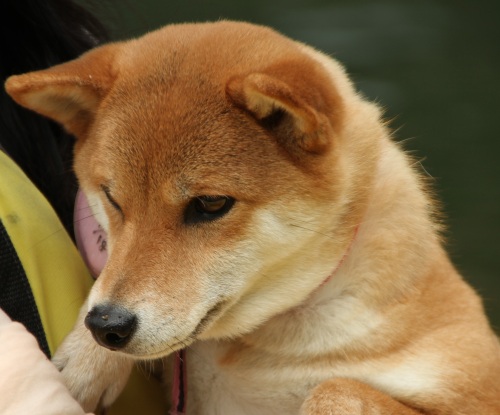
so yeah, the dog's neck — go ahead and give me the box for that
[235,139,442,359]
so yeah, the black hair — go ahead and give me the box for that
[0,0,109,236]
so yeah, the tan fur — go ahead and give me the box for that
[5,21,500,415]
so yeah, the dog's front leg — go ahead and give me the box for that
[52,304,134,412]
[300,378,424,415]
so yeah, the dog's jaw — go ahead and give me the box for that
[199,206,358,341]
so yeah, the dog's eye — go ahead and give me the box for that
[101,185,123,214]
[184,195,235,224]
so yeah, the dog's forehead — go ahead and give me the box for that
[91,80,282,198]
[92,21,306,173]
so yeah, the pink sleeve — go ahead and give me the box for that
[0,309,94,415]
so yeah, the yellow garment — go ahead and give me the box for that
[0,151,166,414]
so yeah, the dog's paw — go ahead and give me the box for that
[300,378,352,415]
[300,378,422,415]
[52,323,134,412]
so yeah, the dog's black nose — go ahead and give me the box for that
[85,304,137,350]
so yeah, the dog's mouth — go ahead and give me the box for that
[192,299,230,337]
[127,298,231,359]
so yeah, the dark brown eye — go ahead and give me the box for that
[184,195,235,225]
[195,196,228,213]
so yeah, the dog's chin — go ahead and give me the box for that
[123,337,195,360]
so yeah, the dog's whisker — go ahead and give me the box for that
[140,359,154,381]
[287,223,342,242]
[74,202,99,212]
[73,212,100,224]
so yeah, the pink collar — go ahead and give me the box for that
[171,350,187,415]
[319,225,359,288]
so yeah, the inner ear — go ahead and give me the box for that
[226,71,336,154]
[258,105,307,153]
[260,107,287,130]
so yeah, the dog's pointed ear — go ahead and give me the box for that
[226,66,343,154]
[5,44,117,137]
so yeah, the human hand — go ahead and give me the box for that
[0,308,90,415]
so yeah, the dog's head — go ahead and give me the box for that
[6,21,382,358]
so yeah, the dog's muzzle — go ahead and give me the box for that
[85,304,137,350]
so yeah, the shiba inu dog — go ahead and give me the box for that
[6,21,500,415]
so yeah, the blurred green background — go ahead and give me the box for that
[94,0,500,331]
